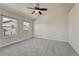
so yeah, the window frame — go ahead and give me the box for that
[2,15,18,37]
[22,20,31,31]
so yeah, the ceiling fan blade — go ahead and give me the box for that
[27,7,35,10]
[39,11,42,15]
[40,8,47,11]
[32,11,35,14]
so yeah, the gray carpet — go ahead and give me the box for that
[0,38,78,56]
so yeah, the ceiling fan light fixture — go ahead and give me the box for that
[27,3,47,15]
[36,10,39,13]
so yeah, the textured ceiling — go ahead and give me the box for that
[0,3,75,20]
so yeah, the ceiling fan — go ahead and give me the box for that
[27,3,47,15]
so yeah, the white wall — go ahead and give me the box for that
[34,7,68,42]
[69,4,79,53]
[0,7,33,47]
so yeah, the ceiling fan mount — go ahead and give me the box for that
[27,3,47,15]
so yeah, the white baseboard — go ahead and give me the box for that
[34,34,68,43]
[0,35,32,48]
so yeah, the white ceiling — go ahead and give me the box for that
[0,3,75,20]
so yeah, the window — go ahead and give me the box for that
[23,21,31,31]
[2,17,17,36]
